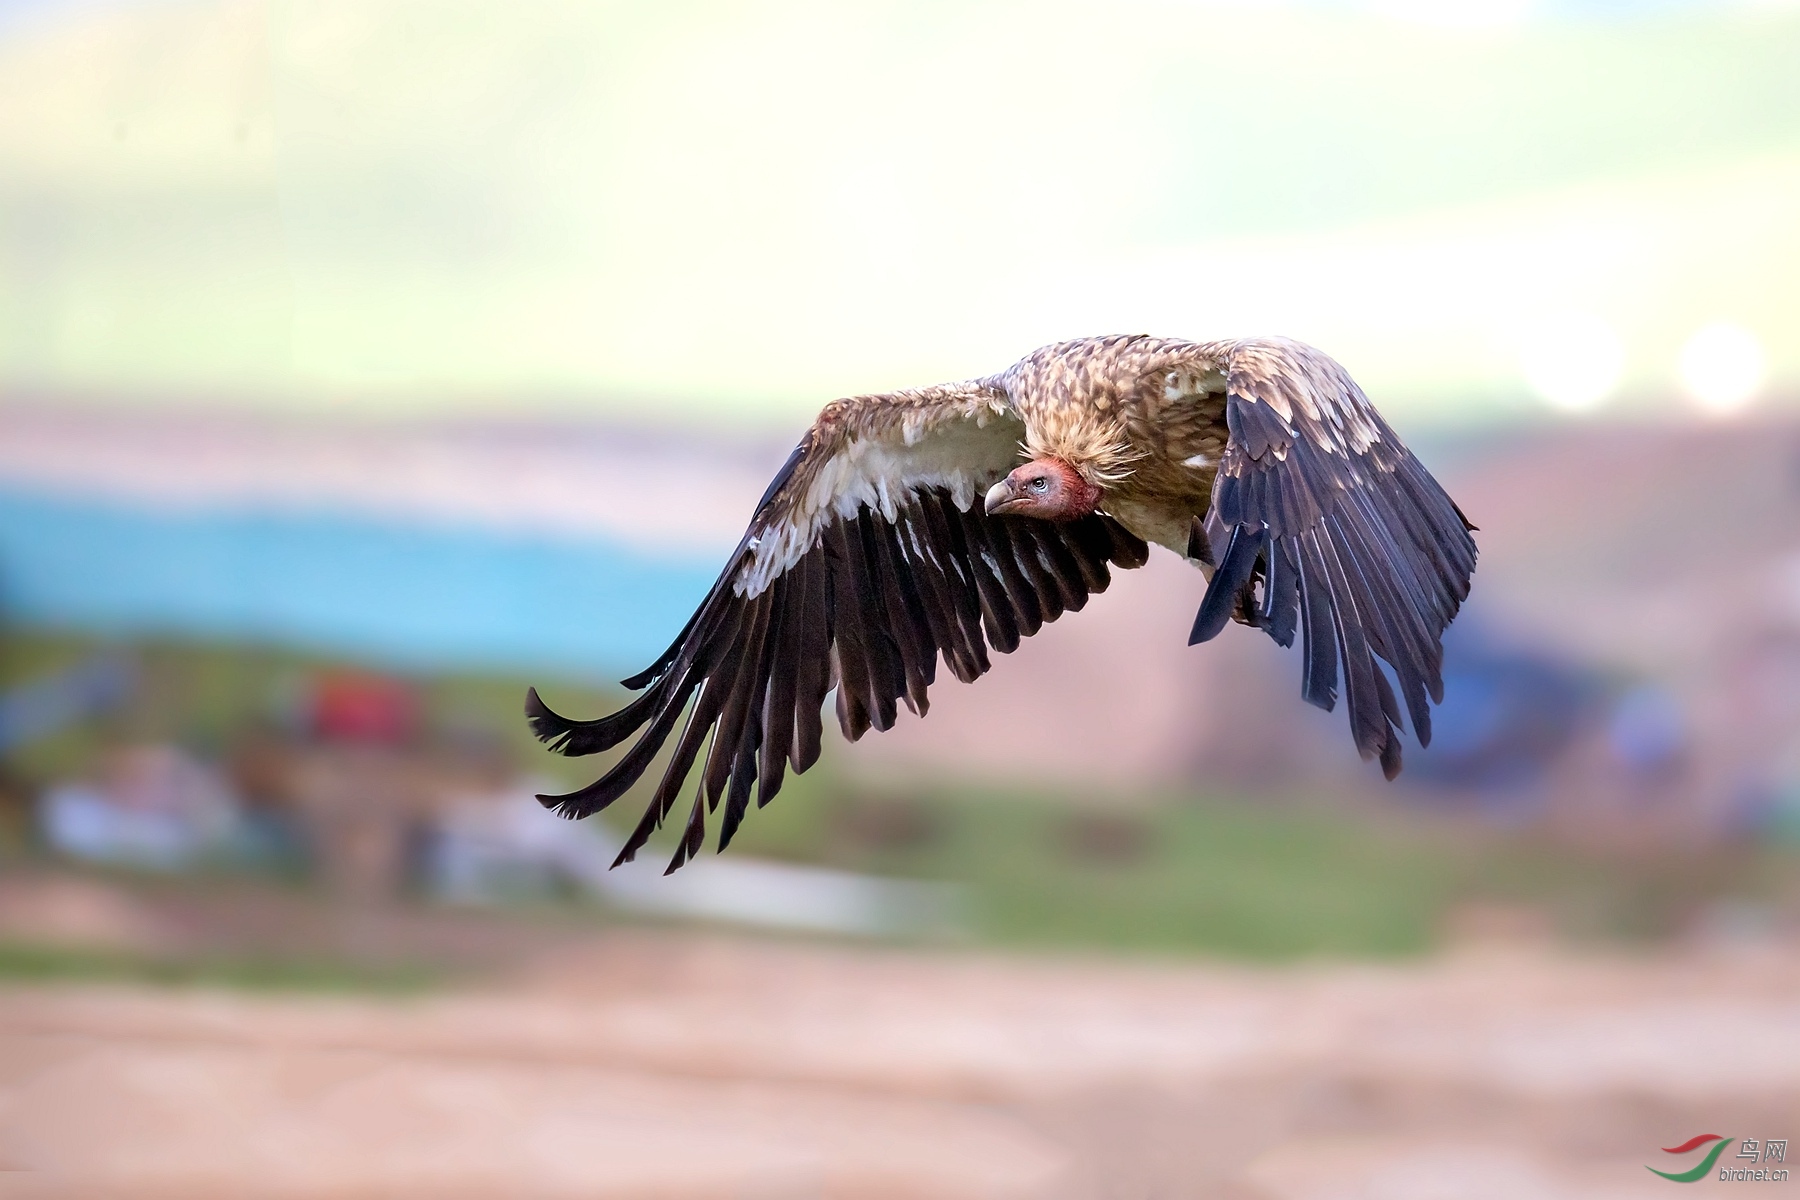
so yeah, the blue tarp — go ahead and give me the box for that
[0,487,719,681]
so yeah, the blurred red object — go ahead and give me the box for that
[309,672,418,744]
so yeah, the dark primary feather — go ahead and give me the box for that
[1189,342,1477,780]
[528,476,1148,874]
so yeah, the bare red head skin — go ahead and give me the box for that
[983,457,1101,521]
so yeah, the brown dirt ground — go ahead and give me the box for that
[2,875,1799,1198]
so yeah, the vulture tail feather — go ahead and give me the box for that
[1186,516,1213,567]
[1190,525,1266,644]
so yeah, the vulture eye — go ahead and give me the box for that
[1028,476,1050,494]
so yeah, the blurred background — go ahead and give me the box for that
[2,0,1799,1196]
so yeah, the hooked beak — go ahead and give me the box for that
[984,478,1017,516]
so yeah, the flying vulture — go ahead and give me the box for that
[527,336,1478,872]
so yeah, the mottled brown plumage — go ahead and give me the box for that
[527,335,1477,872]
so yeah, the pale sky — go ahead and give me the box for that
[0,0,1795,427]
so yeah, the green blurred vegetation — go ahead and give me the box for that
[0,939,438,992]
[7,630,1798,973]
[722,780,1795,959]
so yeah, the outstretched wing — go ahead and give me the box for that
[1186,338,1477,778]
[527,381,1149,872]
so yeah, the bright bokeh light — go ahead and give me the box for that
[1679,322,1767,417]
[1519,312,1625,414]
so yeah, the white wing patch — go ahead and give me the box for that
[734,408,1025,599]
[1318,390,1383,456]
[1165,366,1226,402]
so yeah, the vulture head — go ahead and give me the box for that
[984,457,1101,521]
